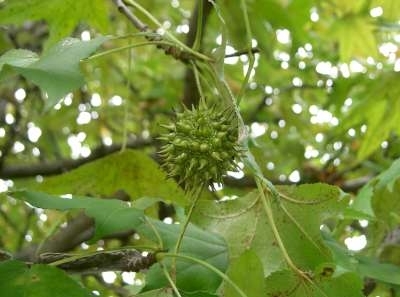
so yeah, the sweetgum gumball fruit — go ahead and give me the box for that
[159,105,242,193]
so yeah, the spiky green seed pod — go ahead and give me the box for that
[159,104,243,193]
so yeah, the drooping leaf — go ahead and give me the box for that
[138,219,229,296]
[192,183,349,276]
[0,0,110,47]
[10,190,144,240]
[32,149,187,207]
[224,249,265,297]
[0,36,109,109]
[264,269,364,297]
[0,260,92,297]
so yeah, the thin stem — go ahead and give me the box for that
[237,0,255,104]
[85,41,176,61]
[256,179,311,280]
[125,0,212,62]
[174,187,202,254]
[190,61,204,100]
[145,217,164,250]
[160,252,248,297]
[161,263,183,297]
[121,42,132,151]
[192,0,204,51]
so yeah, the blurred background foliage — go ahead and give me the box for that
[0,0,400,296]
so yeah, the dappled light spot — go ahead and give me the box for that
[76,111,91,125]
[276,29,291,44]
[333,141,343,151]
[5,113,15,124]
[310,7,319,22]
[102,271,117,284]
[80,30,91,41]
[219,195,239,202]
[81,242,89,249]
[291,103,302,114]
[304,145,319,159]
[347,128,356,137]
[270,130,278,139]
[266,162,275,170]
[27,124,42,143]
[12,141,25,153]
[315,133,324,143]
[109,95,123,106]
[370,6,383,18]
[60,194,72,199]
[250,122,267,138]
[227,170,244,179]
[14,88,26,102]
[90,93,102,107]
[122,272,136,285]
[288,170,300,183]
[163,217,173,224]
[345,235,367,251]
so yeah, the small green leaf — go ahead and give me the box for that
[0,260,92,297]
[224,250,265,297]
[0,36,109,109]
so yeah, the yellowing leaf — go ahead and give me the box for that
[33,149,187,207]
[371,0,400,21]
[331,17,378,61]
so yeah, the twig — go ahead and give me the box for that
[113,0,148,31]
[224,47,260,58]
[40,249,156,273]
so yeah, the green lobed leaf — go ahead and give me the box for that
[0,36,109,109]
[224,249,265,297]
[330,16,378,61]
[264,269,364,297]
[0,260,92,297]
[371,0,400,21]
[32,149,187,207]
[352,157,400,218]
[192,183,349,276]
[0,0,110,48]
